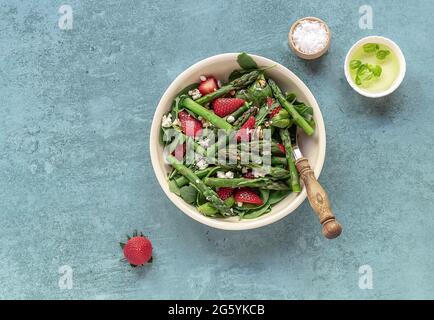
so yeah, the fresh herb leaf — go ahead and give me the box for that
[169,179,181,196]
[363,43,379,53]
[376,49,390,60]
[179,185,198,204]
[358,64,373,81]
[355,75,362,85]
[159,127,165,146]
[270,109,291,128]
[371,65,382,77]
[197,202,218,216]
[268,190,290,205]
[245,73,272,105]
[294,104,313,117]
[285,92,297,103]
[237,52,258,70]
[350,59,362,70]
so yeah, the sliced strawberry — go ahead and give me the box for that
[198,76,218,95]
[266,97,274,107]
[241,116,256,129]
[217,187,233,200]
[212,98,245,117]
[234,188,263,205]
[277,143,286,154]
[269,106,282,118]
[236,116,256,141]
[178,111,202,137]
[171,143,185,161]
[243,171,255,179]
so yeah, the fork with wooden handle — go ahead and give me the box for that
[292,144,343,239]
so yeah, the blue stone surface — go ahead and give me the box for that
[0,0,433,299]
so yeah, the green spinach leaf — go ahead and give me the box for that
[179,185,198,204]
[169,179,181,196]
[237,52,258,70]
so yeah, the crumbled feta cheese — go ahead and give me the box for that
[252,167,268,178]
[161,114,173,128]
[226,115,235,123]
[188,88,202,100]
[237,202,243,207]
[172,118,181,127]
[198,137,211,148]
[217,171,226,179]
[200,75,207,82]
[202,121,213,129]
[241,167,248,174]
[197,116,203,121]
[195,154,208,170]
[216,171,233,179]
[196,158,208,170]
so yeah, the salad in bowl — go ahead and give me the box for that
[150,53,326,230]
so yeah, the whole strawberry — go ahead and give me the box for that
[120,230,153,267]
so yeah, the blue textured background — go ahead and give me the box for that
[1,0,433,299]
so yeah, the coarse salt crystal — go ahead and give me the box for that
[292,20,328,55]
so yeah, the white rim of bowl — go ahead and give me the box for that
[149,53,326,230]
[344,36,406,98]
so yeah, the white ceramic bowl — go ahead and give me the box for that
[150,53,326,230]
[344,36,406,98]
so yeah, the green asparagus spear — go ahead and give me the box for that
[166,155,233,216]
[203,177,290,190]
[181,97,233,130]
[198,197,235,216]
[279,129,301,192]
[174,167,215,187]
[172,129,207,155]
[247,165,291,179]
[237,141,285,155]
[195,70,261,105]
[225,102,250,123]
[268,79,314,136]
[271,156,287,166]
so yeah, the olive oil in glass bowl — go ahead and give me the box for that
[344,36,406,98]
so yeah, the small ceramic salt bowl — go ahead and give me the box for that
[289,17,331,60]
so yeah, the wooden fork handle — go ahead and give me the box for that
[295,158,342,239]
